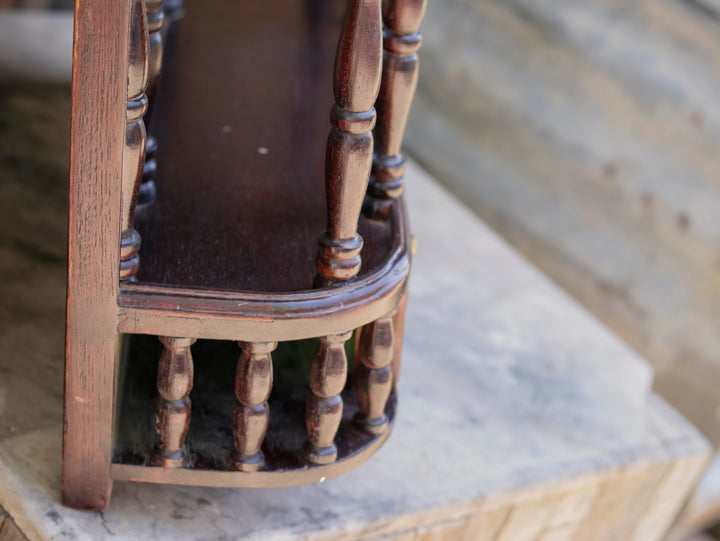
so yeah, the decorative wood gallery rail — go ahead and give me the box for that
[316,0,382,286]
[137,0,164,206]
[64,0,425,509]
[369,0,426,217]
[119,0,149,282]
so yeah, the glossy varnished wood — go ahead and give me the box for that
[317,0,383,285]
[117,200,409,342]
[367,0,426,217]
[153,336,195,467]
[354,313,395,434]
[119,0,149,281]
[111,413,394,488]
[305,332,352,464]
[112,335,397,486]
[66,0,415,509]
[136,0,391,292]
[137,0,164,207]
[233,342,276,472]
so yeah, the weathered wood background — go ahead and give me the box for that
[406,0,720,450]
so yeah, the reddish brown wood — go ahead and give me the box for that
[146,0,164,90]
[392,290,409,390]
[65,0,415,509]
[306,331,352,464]
[355,314,395,434]
[63,0,129,510]
[233,341,276,472]
[111,421,395,487]
[366,0,426,218]
[135,0,371,293]
[317,0,383,285]
[119,0,150,282]
[138,0,164,207]
[153,336,195,467]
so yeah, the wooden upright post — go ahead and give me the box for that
[366,0,426,217]
[63,0,132,509]
[316,0,383,286]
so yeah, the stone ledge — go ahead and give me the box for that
[0,160,709,540]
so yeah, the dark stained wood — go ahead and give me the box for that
[111,413,395,488]
[137,0,165,208]
[153,336,195,467]
[145,0,164,100]
[65,0,415,509]
[317,0,383,285]
[366,0,426,218]
[305,331,352,464]
[119,0,150,282]
[392,290,409,390]
[139,135,158,206]
[233,341,276,472]
[135,0,395,292]
[354,313,394,434]
[63,0,130,510]
[112,335,396,486]
[117,201,408,343]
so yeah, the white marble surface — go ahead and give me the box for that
[0,162,707,540]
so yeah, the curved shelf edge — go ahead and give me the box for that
[110,413,395,489]
[117,200,411,342]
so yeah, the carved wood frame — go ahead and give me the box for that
[64,0,423,509]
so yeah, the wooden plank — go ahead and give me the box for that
[62,0,129,509]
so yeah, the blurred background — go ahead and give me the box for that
[3,0,720,538]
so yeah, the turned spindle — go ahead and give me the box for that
[305,332,352,464]
[355,314,395,434]
[138,0,164,207]
[365,0,426,218]
[392,291,408,390]
[233,342,276,472]
[154,337,196,467]
[120,0,150,281]
[316,0,383,285]
[165,0,184,21]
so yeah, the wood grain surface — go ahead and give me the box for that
[62,0,129,509]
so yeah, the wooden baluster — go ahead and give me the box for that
[233,341,276,472]
[305,331,352,464]
[316,0,383,285]
[392,290,408,390]
[120,0,150,281]
[355,314,395,434]
[365,0,426,218]
[154,337,195,467]
[138,0,164,207]
[138,136,158,206]
[145,0,164,91]
[165,0,184,22]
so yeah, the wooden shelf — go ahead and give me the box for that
[135,0,393,293]
[64,0,418,508]
[112,335,395,486]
